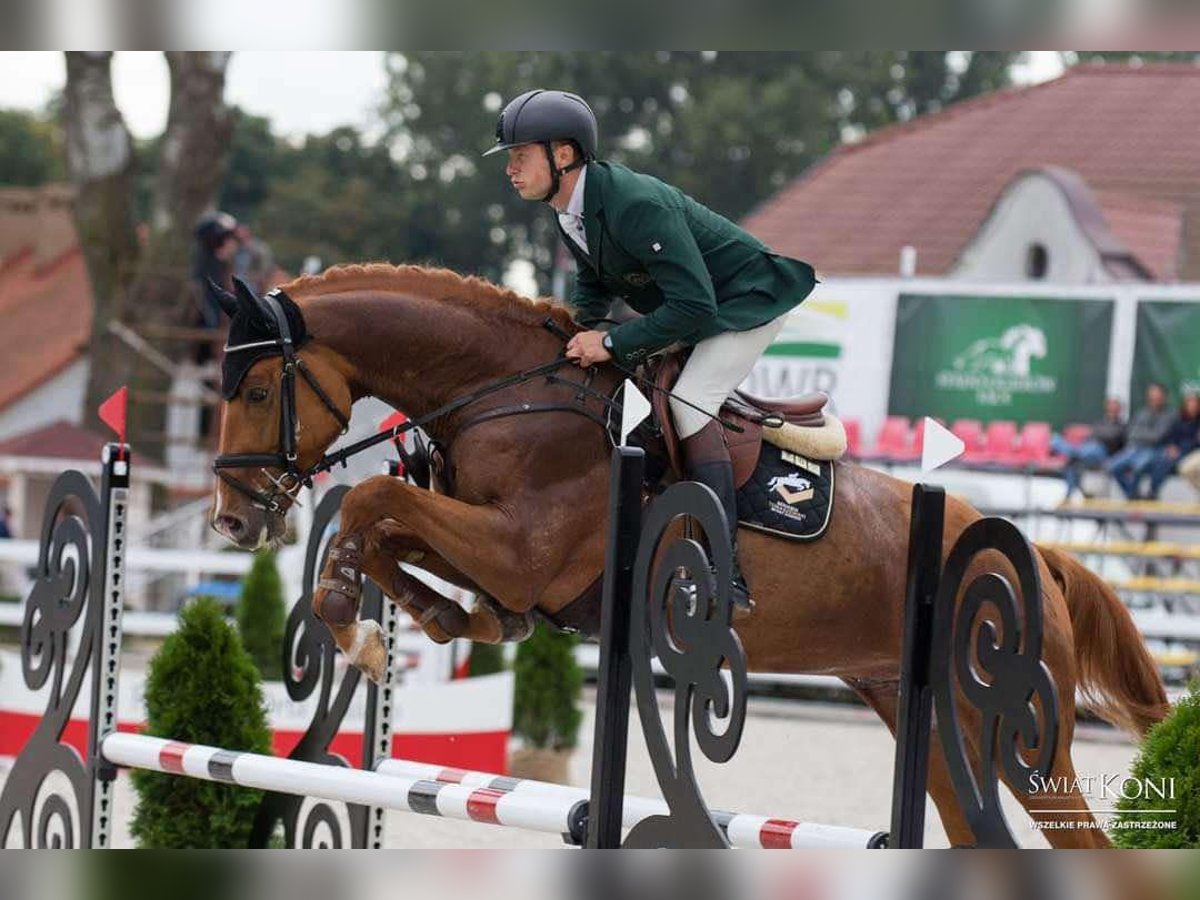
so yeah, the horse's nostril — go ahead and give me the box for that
[216,514,245,538]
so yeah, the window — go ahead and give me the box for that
[1026,243,1049,279]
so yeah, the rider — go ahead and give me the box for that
[483,89,817,607]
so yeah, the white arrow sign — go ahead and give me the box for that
[620,380,652,447]
[920,417,965,473]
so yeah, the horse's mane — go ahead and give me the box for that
[281,263,579,333]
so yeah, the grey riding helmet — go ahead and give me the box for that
[483,89,598,200]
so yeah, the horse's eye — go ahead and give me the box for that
[246,386,269,404]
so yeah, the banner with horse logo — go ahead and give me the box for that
[887,293,1114,427]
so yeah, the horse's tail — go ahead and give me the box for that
[1037,544,1170,738]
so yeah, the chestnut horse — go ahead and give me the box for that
[209,264,1168,848]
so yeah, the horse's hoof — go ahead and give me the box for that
[732,597,755,622]
[434,601,469,638]
[351,620,389,685]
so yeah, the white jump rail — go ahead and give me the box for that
[375,758,884,849]
[101,733,883,848]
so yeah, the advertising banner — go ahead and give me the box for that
[1131,299,1200,404]
[742,281,898,440]
[888,293,1113,427]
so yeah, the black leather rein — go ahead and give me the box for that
[213,298,619,513]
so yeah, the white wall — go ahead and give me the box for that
[0,357,87,442]
[951,172,1109,284]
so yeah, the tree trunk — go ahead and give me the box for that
[120,51,233,461]
[64,52,141,438]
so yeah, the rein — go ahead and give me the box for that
[214,295,606,513]
[216,288,741,515]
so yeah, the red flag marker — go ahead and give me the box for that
[378,411,407,433]
[98,386,128,446]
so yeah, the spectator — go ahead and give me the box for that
[1050,397,1126,499]
[233,223,276,296]
[1107,383,1175,499]
[1179,441,1200,497]
[191,211,239,439]
[192,210,240,331]
[1145,391,1200,499]
[0,505,11,539]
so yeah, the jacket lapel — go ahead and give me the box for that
[582,164,605,275]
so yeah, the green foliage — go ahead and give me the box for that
[130,597,273,848]
[375,51,1017,286]
[0,108,65,186]
[235,550,286,680]
[512,624,582,750]
[205,52,1015,286]
[467,640,506,677]
[1111,681,1200,848]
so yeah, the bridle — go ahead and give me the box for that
[213,292,606,515]
[212,290,351,514]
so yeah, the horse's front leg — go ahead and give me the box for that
[313,476,535,680]
[315,537,531,682]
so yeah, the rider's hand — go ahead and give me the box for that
[565,330,612,367]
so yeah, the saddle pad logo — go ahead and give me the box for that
[768,473,814,505]
[624,271,653,287]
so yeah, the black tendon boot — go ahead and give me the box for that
[681,420,752,611]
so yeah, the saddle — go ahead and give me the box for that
[648,353,834,488]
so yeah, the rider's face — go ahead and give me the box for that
[505,144,551,200]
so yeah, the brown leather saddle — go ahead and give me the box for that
[647,353,829,487]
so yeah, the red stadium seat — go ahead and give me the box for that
[1018,422,1059,467]
[983,420,1020,466]
[842,418,863,458]
[951,419,987,463]
[867,416,918,462]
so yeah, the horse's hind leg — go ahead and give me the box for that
[847,679,978,848]
[850,675,1108,848]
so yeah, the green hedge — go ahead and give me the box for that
[235,550,286,680]
[1111,680,1199,848]
[130,597,273,848]
[512,625,582,751]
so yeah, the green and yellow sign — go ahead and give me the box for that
[888,294,1113,427]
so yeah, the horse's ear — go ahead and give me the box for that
[206,279,239,319]
[233,276,268,326]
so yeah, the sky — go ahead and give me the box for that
[0,51,391,139]
[0,51,1066,141]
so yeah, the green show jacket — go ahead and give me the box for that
[561,161,817,366]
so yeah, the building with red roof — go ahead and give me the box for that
[742,63,1200,283]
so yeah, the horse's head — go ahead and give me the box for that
[209,278,352,550]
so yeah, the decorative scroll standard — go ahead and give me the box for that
[251,484,401,848]
[0,453,397,849]
[0,444,127,848]
[587,446,749,848]
[889,484,1060,848]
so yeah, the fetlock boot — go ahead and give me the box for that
[682,420,753,611]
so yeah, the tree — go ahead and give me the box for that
[378,52,1017,293]
[65,51,234,459]
[130,597,273,848]
[236,551,287,679]
[0,109,65,186]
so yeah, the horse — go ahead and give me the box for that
[208,263,1169,849]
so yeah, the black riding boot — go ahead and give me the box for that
[682,420,752,610]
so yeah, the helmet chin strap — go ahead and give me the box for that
[539,141,587,204]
